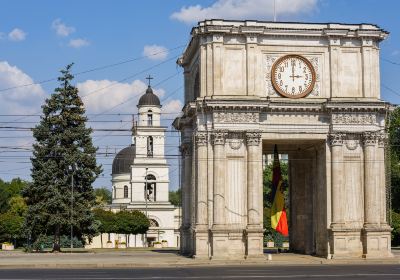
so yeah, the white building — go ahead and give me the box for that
[88,84,181,249]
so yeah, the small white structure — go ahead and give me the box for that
[88,83,181,249]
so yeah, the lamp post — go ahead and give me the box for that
[69,164,76,252]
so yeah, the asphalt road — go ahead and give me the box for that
[1,265,400,280]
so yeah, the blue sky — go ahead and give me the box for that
[0,0,400,190]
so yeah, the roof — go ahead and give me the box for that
[138,86,161,107]
[112,145,136,175]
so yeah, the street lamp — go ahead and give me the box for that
[144,167,148,247]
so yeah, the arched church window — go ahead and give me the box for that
[193,71,200,99]
[123,185,128,198]
[145,174,156,202]
[147,110,153,126]
[113,186,116,199]
[149,219,159,228]
[147,136,153,157]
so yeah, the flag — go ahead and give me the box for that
[270,144,289,236]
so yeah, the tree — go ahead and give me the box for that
[0,212,24,245]
[93,208,117,248]
[0,178,28,213]
[169,189,181,206]
[115,210,149,246]
[94,187,112,206]
[389,107,400,212]
[23,64,102,251]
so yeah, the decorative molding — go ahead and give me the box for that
[212,131,227,146]
[328,132,346,146]
[345,139,359,151]
[195,132,208,146]
[213,112,258,123]
[246,131,261,146]
[228,139,243,150]
[332,113,377,125]
[362,131,378,146]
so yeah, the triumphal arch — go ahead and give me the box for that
[173,20,392,259]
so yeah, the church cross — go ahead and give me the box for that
[146,75,153,86]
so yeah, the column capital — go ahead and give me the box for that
[246,131,261,146]
[195,132,208,146]
[328,132,346,146]
[362,131,378,146]
[212,130,227,146]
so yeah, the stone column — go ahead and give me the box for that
[194,132,209,258]
[180,142,192,255]
[362,131,392,258]
[212,131,226,228]
[329,132,345,228]
[363,132,380,227]
[246,131,262,225]
[246,131,263,258]
[378,132,389,226]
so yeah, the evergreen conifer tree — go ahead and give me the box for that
[23,64,102,251]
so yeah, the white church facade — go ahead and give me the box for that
[88,84,181,249]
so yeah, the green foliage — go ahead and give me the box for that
[0,212,24,242]
[32,234,83,251]
[169,189,181,206]
[389,107,400,212]
[92,208,117,233]
[114,210,149,235]
[0,178,28,213]
[391,211,400,246]
[22,64,102,251]
[8,195,27,216]
[94,187,112,206]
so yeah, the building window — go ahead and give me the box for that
[193,71,200,99]
[123,185,128,198]
[145,174,156,202]
[113,186,116,199]
[147,136,153,157]
[149,219,159,228]
[147,110,153,126]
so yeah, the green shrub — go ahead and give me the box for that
[391,211,400,246]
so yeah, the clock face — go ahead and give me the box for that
[271,55,316,99]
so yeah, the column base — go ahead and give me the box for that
[329,228,363,258]
[180,226,193,256]
[245,225,264,259]
[210,227,246,260]
[362,227,393,259]
[193,226,209,259]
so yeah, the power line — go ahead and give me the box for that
[0,44,185,93]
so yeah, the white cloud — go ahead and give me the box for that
[68,38,90,48]
[8,28,26,41]
[162,99,183,115]
[143,45,169,61]
[51,18,75,37]
[77,79,165,114]
[171,0,318,24]
[391,50,400,56]
[0,61,46,114]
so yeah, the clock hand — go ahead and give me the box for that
[291,65,295,82]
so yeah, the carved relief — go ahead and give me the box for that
[246,131,261,146]
[332,113,377,125]
[266,54,320,97]
[228,139,243,150]
[377,132,388,147]
[328,132,346,146]
[362,131,378,146]
[212,131,227,146]
[195,132,208,146]
[345,139,359,151]
[214,112,258,123]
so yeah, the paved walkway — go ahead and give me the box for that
[0,249,399,269]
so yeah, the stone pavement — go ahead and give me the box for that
[0,249,399,269]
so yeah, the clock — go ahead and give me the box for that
[271,54,316,99]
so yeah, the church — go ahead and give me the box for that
[88,82,181,248]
